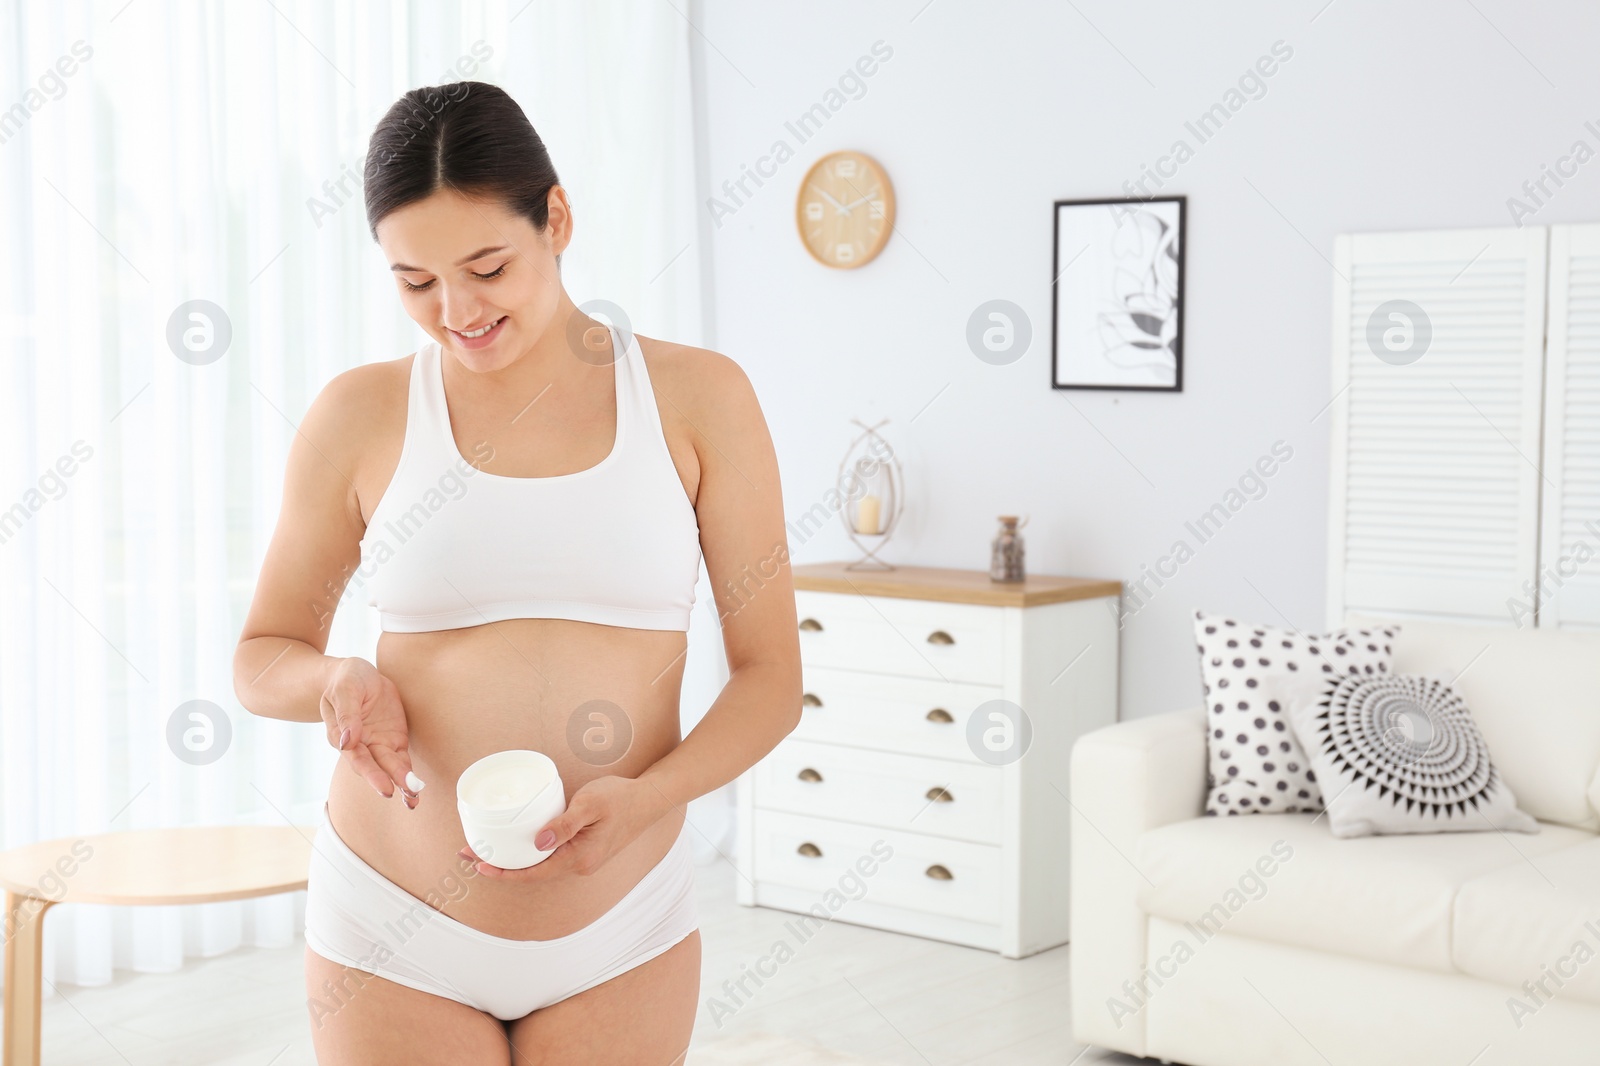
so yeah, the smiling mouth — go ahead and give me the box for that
[453,317,505,340]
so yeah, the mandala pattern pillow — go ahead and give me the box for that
[1289,673,1539,839]
[1193,611,1400,817]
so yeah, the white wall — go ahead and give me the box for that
[691,0,1600,720]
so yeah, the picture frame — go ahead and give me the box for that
[1051,195,1186,392]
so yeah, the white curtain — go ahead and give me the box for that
[0,0,722,994]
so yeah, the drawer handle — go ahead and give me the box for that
[926,630,955,645]
[925,786,953,803]
[925,864,954,881]
[799,618,823,632]
[798,767,823,783]
[925,708,954,724]
[802,693,823,708]
[797,842,823,858]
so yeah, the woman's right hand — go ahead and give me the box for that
[320,657,422,809]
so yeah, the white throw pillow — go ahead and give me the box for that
[1289,673,1539,839]
[1193,610,1399,817]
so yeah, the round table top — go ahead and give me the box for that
[0,825,316,906]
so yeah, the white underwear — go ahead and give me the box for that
[303,802,698,1022]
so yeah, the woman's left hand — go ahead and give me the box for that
[457,775,673,881]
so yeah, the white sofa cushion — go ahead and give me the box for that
[1347,612,1600,831]
[1592,766,1600,831]
[1290,673,1539,838]
[1134,812,1594,972]
[1453,834,1600,1007]
[1142,915,1600,1066]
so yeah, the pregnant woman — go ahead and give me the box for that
[233,82,800,1065]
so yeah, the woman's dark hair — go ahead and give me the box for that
[363,81,561,247]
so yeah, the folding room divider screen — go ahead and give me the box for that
[1328,223,1600,631]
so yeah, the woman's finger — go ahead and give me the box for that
[342,739,394,798]
[320,691,354,749]
[533,800,593,851]
[367,742,417,808]
[322,684,394,797]
[326,690,364,752]
[320,692,338,747]
[467,843,574,882]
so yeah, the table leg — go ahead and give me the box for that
[2,891,53,1066]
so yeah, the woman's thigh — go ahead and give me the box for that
[507,929,701,1066]
[305,946,513,1066]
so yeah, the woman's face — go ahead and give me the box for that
[375,186,570,373]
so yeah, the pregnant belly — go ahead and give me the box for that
[325,618,691,940]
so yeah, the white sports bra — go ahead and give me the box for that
[356,323,702,633]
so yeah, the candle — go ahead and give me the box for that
[456,750,567,869]
[856,494,881,535]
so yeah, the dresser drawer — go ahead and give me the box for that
[794,665,1005,764]
[755,738,1003,845]
[794,589,1005,685]
[750,809,1002,924]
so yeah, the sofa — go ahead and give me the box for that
[1069,612,1600,1066]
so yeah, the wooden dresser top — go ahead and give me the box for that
[791,561,1121,608]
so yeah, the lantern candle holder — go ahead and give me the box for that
[837,417,905,571]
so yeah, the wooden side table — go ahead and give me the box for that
[0,825,314,1066]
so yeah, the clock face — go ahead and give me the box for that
[796,151,895,269]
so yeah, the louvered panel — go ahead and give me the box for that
[1538,226,1600,630]
[1346,507,1519,527]
[1329,227,1547,628]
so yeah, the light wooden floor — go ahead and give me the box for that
[26,865,1146,1065]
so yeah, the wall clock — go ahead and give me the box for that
[796,150,895,269]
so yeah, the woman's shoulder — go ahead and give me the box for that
[318,351,413,412]
[635,334,756,412]
[634,335,770,478]
[297,351,416,466]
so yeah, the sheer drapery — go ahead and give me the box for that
[0,0,720,992]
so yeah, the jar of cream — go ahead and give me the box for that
[456,749,567,870]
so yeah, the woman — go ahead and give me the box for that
[233,81,801,1065]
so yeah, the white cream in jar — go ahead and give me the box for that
[456,749,567,870]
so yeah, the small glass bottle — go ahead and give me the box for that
[990,515,1026,582]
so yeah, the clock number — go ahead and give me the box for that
[805,202,823,220]
[835,245,855,263]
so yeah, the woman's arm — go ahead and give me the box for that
[232,362,418,800]
[634,348,803,816]
[233,367,369,721]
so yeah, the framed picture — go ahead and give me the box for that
[1051,196,1185,391]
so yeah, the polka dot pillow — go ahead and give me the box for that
[1192,610,1400,817]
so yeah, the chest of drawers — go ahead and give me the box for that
[734,562,1121,958]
